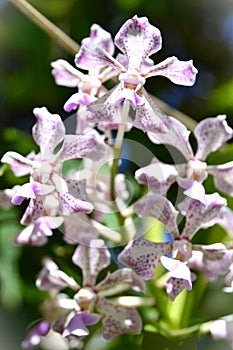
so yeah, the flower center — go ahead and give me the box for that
[74,288,97,311]
[78,75,101,95]
[119,69,146,91]
[187,159,208,182]
[173,238,192,261]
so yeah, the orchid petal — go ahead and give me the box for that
[51,59,84,87]
[72,239,111,286]
[14,224,48,246]
[59,192,93,215]
[144,56,198,86]
[134,88,169,133]
[194,115,233,160]
[96,268,146,296]
[81,23,114,55]
[118,233,173,280]
[134,194,179,236]
[36,258,79,291]
[58,133,106,161]
[63,312,100,337]
[21,321,50,350]
[114,15,162,70]
[181,193,227,239]
[32,107,65,160]
[181,180,206,204]
[161,256,192,300]
[75,45,122,71]
[165,277,191,301]
[64,92,97,112]
[114,87,144,109]
[189,244,233,281]
[148,116,193,160]
[63,214,99,245]
[65,178,89,202]
[135,160,178,195]
[208,161,233,196]
[210,317,233,344]
[1,151,34,176]
[20,197,46,225]
[11,182,53,205]
[79,87,121,123]
[217,207,233,238]
[96,297,142,339]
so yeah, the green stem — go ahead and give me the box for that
[110,100,130,201]
[109,100,130,242]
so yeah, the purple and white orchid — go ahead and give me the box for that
[75,15,197,132]
[34,239,145,342]
[1,107,106,244]
[118,192,227,299]
[136,115,233,201]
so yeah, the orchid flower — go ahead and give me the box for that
[35,239,145,341]
[75,15,197,133]
[51,24,117,114]
[118,192,227,299]
[1,107,106,244]
[136,115,233,202]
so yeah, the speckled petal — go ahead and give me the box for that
[59,192,93,216]
[181,193,227,240]
[96,268,146,296]
[64,178,89,202]
[58,133,106,161]
[148,116,193,160]
[114,15,162,70]
[78,87,121,123]
[144,56,198,86]
[189,243,233,282]
[36,257,79,291]
[135,159,178,195]
[161,256,192,300]
[64,92,97,112]
[134,88,169,133]
[96,297,142,339]
[32,107,65,160]
[1,151,34,176]
[20,197,46,225]
[63,312,100,337]
[165,277,190,301]
[194,115,233,160]
[63,213,98,245]
[81,23,114,55]
[75,45,122,71]
[72,239,111,286]
[134,194,179,237]
[118,233,173,280]
[51,59,84,87]
[208,162,233,196]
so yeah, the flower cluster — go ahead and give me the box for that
[1,15,233,350]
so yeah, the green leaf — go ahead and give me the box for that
[142,331,199,350]
[0,207,23,310]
